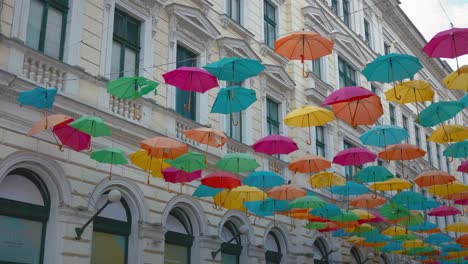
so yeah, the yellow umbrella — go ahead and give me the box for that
[346,236,365,244]
[129,150,170,182]
[428,181,468,197]
[350,209,375,220]
[444,65,468,92]
[402,239,427,249]
[448,250,468,258]
[284,105,335,145]
[427,125,468,144]
[385,80,434,104]
[390,250,406,255]
[346,223,374,233]
[214,190,245,211]
[214,186,266,211]
[309,172,345,189]
[382,226,408,236]
[369,178,412,192]
[446,222,468,233]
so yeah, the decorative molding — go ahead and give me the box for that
[262,64,296,93]
[217,37,261,61]
[191,0,213,15]
[259,44,289,66]
[219,14,255,42]
[329,30,373,69]
[219,210,255,244]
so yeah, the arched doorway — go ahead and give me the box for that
[265,231,282,264]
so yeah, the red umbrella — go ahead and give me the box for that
[455,199,468,205]
[163,167,202,192]
[52,119,91,152]
[201,171,241,189]
[458,160,468,173]
[321,86,374,106]
[333,147,377,166]
[428,205,461,217]
[252,135,298,155]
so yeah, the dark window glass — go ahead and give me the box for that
[312,59,322,79]
[338,57,356,87]
[331,0,338,15]
[402,115,408,142]
[389,104,396,125]
[264,1,277,48]
[343,0,350,27]
[426,135,433,165]
[384,42,391,55]
[228,0,242,23]
[364,19,371,46]
[415,125,421,147]
[267,98,280,135]
[175,45,198,120]
[316,126,326,157]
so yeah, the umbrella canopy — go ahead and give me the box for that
[348,223,375,234]
[333,147,377,166]
[391,191,427,205]
[381,242,404,252]
[349,194,386,209]
[69,116,112,137]
[203,57,265,82]
[446,222,468,233]
[17,87,58,109]
[443,141,468,159]
[415,170,456,187]
[443,65,468,92]
[419,101,464,127]
[129,150,170,176]
[385,80,434,104]
[192,184,224,197]
[397,212,425,227]
[330,182,369,196]
[378,143,426,161]
[244,198,289,216]
[310,203,342,218]
[424,234,453,245]
[362,53,422,82]
[52,119,91,152]
[378,203,411,220]
[309,172,345,189]
[284,105,335,144]
[162,66,218,93]
[304,222,327,230]
[407,222,438,232]
[422,27,468,59]
[213,190,245,211]
[229,186,266,202]
[183,127,227,148]
[444,191,468,201]
[91,147,128,165]
[370,178,412,191]
[427,125,468,144]
[406,197,440,211]
[242,171,285,189]
[382,226,408,236]
[350,209,375,220]
[355,166,394,183]
[456,234,468,245]
[332,95,384,128]
[107,76,158,100]
[330,211,360,222]
[163,167,202,183]
[288,154,331,173]
[359,212,385,224]
[165,152,207,172]
[333,229,352,238]
[458,161,468,173]
[428,205,461,217]
[322,86,374,106]
[267,185,307,200]
[252,135,298,155]
[359,125,409,147]
[201,171,241,189]
[402,239,428,249]
[27,114,72,136]
[211,86,257,114]
[392,233,419,241]
[140,137,188,159]
[289,196,326,209]
[455,199,468,205]
[460,94,468,107]
[216,153,260,173]
[428,182,468,196]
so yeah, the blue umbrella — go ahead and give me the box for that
[355,166,394,183]
[459,94,468,107]
[203,57,265,83]
[390,191,427,205]
[243,171,285,189]
[330,182,369,196]
[363,232,389,243]
[406,197,440,210]
[310,203,342,218]
[380,241,403,252]
[244,198,289,217]
[443,141,468,159]
[424,233,453,245]
[442,243,463,253]
[332,229,351,238]
[359,125,409,147]
[419,101,464,127]
[407,221,437,231]
[192,184,224,197]
[211,86,256,115]
[17,87,58,109]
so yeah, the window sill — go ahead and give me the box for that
[259,43,288,67]
[219,14,255,42]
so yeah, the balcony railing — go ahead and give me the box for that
[22,53,67,90]
[109,95,143,121]
[175,116,201,147]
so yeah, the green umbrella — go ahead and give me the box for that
[391,233,418,241]
[107,76,158,100]
[165,152,207,172]
[329,211,359,222]
[398,213,425,227]
[69,116,112,137]
[378,203,411,220]
[407,246,435,255]
[289,196,326,209]
[91,147,128,180]
[304,222,327,230]
[216,153,260,173]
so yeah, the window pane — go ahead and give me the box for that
[164,243,189,264]
[124,47,137,77]
[91,231,127,264]
[229,0,241,23]
[312,59,321,78]
[114,11,125,38]
[0,215,43,264]
[43,7,64,59]
[111,41,122,80]
[0,175,44,206]
[26,0,44,51]
[228,112,242,142]
[126,20,139,46]
[222,253,239,264]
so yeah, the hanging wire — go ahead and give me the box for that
[438,0,454,28]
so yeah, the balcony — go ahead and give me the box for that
[109,95,143,121]
[22,53,67,90]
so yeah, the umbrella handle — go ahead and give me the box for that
[58,144,65,152]
[231,117,239,127]
[448,156,454,163]
[133,106,142,121]
[371,192,378,199]
[212,204,217,210]
[301,58,310,78]
[288,224,295,232]
[167,183,173,193]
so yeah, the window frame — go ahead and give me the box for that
[331,0,339,16]
[227,0,242,24]
[312,58,322,79]
[265,232,282,264]
[402,114,409,142]
[389,104,396,125]
[414,125,421,147]
[264,0,277,48]
[338,57,356,87]
[342,0,351,27]
[221,221,242,264]
[313,238,329,264]
[175,45,198,121]
[384,42,391,55]
[164,208,195,264]
[316,126,326,157]
[266,97,280,135]
[364,18,371,47]
[426,135,433,165]
[436,144,442,169]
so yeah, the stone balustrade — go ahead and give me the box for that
[109,95,143,121]
[22,53,66,90]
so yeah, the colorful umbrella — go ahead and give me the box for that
[415,170,456,188]
[201,171,241,189]
[419,101,464,127]
[213,190,245,211]
[330,211,360,222]
[423,27,468,65]
[382,226,408,236]
[215,186,266,210]
[428,182,468,197]
[349,194,386,209]
[163,67,218,109]
[52,119,91,152]
[304,222,327,230]
[392,233,419,241]
[140,136,188,159]
[310,203,342,218]
[332,229,351,238]
[267,185,307,200]
[27,114,72,136]
[424,234,453,245]
[381,242,404,253]
[355,165,393,183]
[406,197,440,211]
[184,127,227,148]
[91,147,128,180]
[455,234,468,245]
[385,80,434,104]
[288,154,331,173]
[309,172,345,189]
[204,57,265,83]
[107,76,158,100]
[427,125,468,144]
[284,105,335,145]
[242,171,285,189]
[163,167,202,184]
[252,135,298,155]
[458,161,468,173]
[17,87,58,109]
[358,212,385,224]
[390,191,426,205]
[397,212,425,227]
[443,65,468,92]
[370,178,412,192]
[446,222,468,233]
[289,196,326,209]
[333,148,377,166]
[330,182,369,196]
[379,143,426,161]
[192,184,224,198]
[428,205,461,217]
[359,125,409,147]
[216,153,260,173]
[443,141,468,159]
[244,198,289,216]
[331,95,383,128]
[165,152,207,173]
[350,209,375,220]
[211,86,256,125]
[444,191,468,201]
[347,223,374,234]
[321,86,374,106]
[273,32,334,78]
[460,94,468,107]
[129,150,170,182]
[378,203,411,220]
[69,116,112,137]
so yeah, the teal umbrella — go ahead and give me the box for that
[407,221,437,231]
[363,231,389,243]
[406,197,440,210]
[192,184,224,197]
[289,196,326,209]
[398,212,424,227]
[443,141,468,159]
[381,241,403,252]
[378,203,411,220]
[329,210,359,222]
[390,191,426,205]
[244,198,289,217]
[165,152,207,172]
[459,94,468,107]
[90,147,128,180]
[107,76,158,100]
[332,229,351,238]
[359,125,409,147]
[407,247,436,255]
[419,101,464,127]
[203,57,265,83]
[424,233,452,245]
[310,203,342,218]
[216,153,260,173]
[330,182,368,196]
[355,166,394,183]
[242,171,285,189]
[211,86,256,126]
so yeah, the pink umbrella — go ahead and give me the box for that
[428,205,461,217]
[162,67,218,109]
[52,119,91,152]
[333,147,377,166]
[455,199,468,206]
[358,212,385,224]
[252,135,298,155]
[321,86,374,106]
[423,27,468,71]
[458,160,468,173]
[163,167,202,193]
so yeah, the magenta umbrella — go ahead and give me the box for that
[455,199,468,205]
[428,205,461,217]
[52,119,91,152]
[458,160,468,173]
[333,147,377,166]
[423,27,468,70]
[358,212,385,224]
[321,86,374,106]
[252,135,298,155]
[163,167,202,193]
[162,66,219,109]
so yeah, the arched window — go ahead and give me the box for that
[265,232,282,264]
[351,247,362,264]
[0,169,50,263]
[164,207,194,264]
[90,191,131,264]
[221,221,242,264]
[313,238,329,264]
[379,254,390,264]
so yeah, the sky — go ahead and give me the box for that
[399,0,468,70]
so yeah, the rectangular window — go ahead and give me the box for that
[312,59,322,79]
[91,231,127,264]
[110,9,141,80]
[436,144,442,169]
[165,243,190,264]
[343,0,350,27]
[175,45,198,120]
[267,98,280,135]
[371,85,378,95]
[222,253,240,264]
[384,42,391,55]
[331,0,339,15]
[415,125,421,147]
[26,0,68,60]
[402,115,409,142]
[364,19,371,46]
[228,0,241,24]
[343,141,361,179]
[426,136,433,165]
[264,1,277,48]
[338,57,356,87]
[389,104,396,125]
[377,159,383,166]
[316,126,326,157]
[228,111,243,143]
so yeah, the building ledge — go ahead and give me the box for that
[219,14,255,42]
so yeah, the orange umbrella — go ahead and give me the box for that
[414,170,456,188]
[274,32,334,78]
[443,191,468,201]
[379,143,426,161]
[27,114,72,136]
[456,234,468,246]
[288,154,331,173]
[183,127,227,148]
[140,136,188,159]
[331,95,384,128]
[416,228,441,234]
[349,194,386,209]
[267,185,307,201]
[333,221,360,228]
